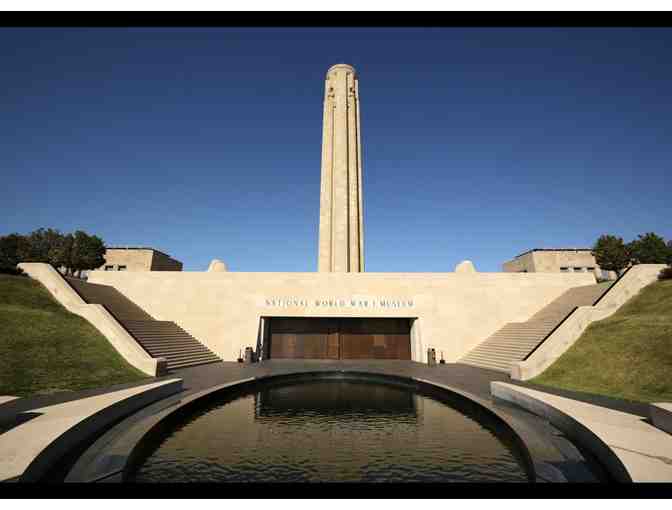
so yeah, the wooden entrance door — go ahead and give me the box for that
[267,318,411,360]
[268,317,339,359]
[339,318,411,360]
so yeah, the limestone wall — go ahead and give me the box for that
[100,249,154,271]
[88,271,594,362]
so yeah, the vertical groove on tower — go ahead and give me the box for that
[318,64,364,273]
[356,78,364,272]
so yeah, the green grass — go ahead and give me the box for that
[532,279,672,403]
[0,274,148,397]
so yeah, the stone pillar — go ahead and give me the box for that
[318,64,364,272]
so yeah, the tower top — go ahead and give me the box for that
[326,63,357,77]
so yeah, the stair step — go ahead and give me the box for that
[498,325,554,331]
[145,347,212,356]
[137,334,196,341]
[123,324,183,329]
[126,329,189,334]
[489,331,549,338]
[462,354,516,364]
[460,359,510,373]
[127,328,191,338]
[165,357,220,367]
[138,338,202,347]
[162,351,219,361]
[168,359,222,370]
[469,346,530,356]
[123,321,177,325]
[481,337,544,344]
[497,327,553,333]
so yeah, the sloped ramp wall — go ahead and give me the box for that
[511,264,667,381]
[17,263,163,377]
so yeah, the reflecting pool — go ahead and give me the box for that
[129,379,531,482]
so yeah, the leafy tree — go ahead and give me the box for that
[658,241,672,280]
[1,228,106,276]
[17,228,65,264]
[49,233,74,274]
[0,233,27,274]
[592,235,630,277]
[69,230,105,276]
[628,232,670,265]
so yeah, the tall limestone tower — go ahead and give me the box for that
[318,64,364,272]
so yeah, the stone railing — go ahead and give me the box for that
[17,263,165,377]
[511,264,667,381]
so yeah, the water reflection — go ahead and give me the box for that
[130,380,529,482]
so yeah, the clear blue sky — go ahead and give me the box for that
[2,27,670,272]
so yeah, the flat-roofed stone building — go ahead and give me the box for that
[98,247,183,272]
[503,249,616,280]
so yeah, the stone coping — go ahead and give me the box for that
[491,382,672,482]
[507,380,649,417]
[66,362,605,483]
[0,397,20,427]
[650,403,672,436]
[0,378,183,482]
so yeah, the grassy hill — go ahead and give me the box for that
[0,274,147,397]
[532,279,672,403]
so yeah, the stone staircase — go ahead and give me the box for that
[459,282,613,373]
[66,277,221,371]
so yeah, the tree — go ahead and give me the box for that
[69,230,105,276]
[49,233,74,274]
[628,232,670,265]
[0,233,27,274]
[592,235,630,277]
[17,228,65,264]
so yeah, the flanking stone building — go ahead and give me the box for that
[98,247,183,272]
[502,248,616,280]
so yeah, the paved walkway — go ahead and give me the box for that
[5,359,652,483]
[0,379,181,482]
[172,360,511,399]
[63,359,610,483]
[508,380,649,417]
[492,382,672,482]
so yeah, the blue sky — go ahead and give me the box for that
[1,27,670,272]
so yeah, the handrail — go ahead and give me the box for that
[522,269,630,362]
[522,306,578,362]
[591,265,633,307]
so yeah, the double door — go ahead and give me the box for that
[267,317,411,360]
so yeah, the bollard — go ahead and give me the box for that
[427,348,436,367]
[244,347,255,364]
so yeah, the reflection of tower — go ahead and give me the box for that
[318,64,364,272]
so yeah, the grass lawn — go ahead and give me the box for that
[0,274,148,397]
[532,279,672,403]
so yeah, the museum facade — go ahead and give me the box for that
[87,64,595,363]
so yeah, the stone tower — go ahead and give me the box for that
[318,64,364,272]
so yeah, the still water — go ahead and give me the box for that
[129,379,530,482]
